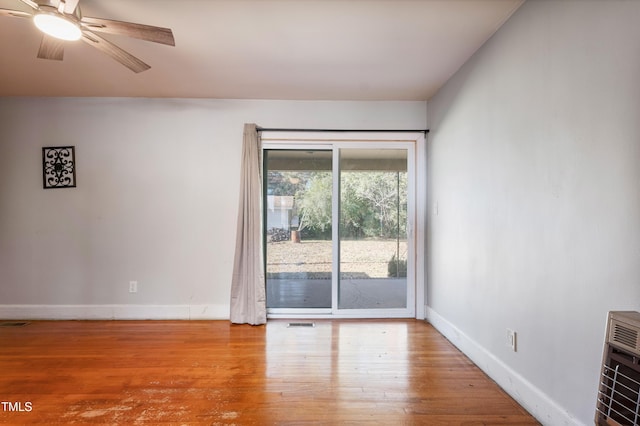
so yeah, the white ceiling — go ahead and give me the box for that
[0,0,523,100]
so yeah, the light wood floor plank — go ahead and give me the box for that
[0,319,539,425]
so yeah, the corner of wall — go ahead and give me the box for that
[425,306,583,426]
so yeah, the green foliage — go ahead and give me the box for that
[340,175,369,238]
[267,169,407,240]
[387,254,407,278]
[340,171,407,239]
[296,172,333,233]
[267,171,307,196]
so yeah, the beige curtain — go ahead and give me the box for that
[230,123,267,325]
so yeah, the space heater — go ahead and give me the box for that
[596,311,640,425]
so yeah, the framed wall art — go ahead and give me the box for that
[42,146,76,189]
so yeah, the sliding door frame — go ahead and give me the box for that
[262,132,426,320]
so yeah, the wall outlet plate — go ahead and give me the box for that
[129,281,138,293]
[507,328,517,352]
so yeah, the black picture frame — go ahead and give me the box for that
[42,146,76,189]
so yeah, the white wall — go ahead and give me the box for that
[0,98,426,319]
[427,1,640,425]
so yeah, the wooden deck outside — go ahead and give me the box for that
[0,319,539,425]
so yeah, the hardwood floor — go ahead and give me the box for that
[0,319,539,425]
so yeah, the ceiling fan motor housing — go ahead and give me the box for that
[33,4,82,41]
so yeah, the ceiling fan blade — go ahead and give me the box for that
[82,31,150,73]
[37,34,65,60]
[0,8,31,18]
[81,17,175,46]
[62,0,80,15]
[17,0,38,10]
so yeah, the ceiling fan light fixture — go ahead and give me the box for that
[34,13,82,41]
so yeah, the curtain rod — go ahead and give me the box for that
[257,127,429,134]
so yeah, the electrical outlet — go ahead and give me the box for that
[506,328,517,352]
[129,281,138,293]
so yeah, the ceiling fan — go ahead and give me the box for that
[0,0,175,72]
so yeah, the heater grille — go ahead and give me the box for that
[597,363,640,425]
[596,312,640,425]
[611,318,640,356]
[613,324,638,348]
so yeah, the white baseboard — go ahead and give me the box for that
[0,304,229,320]
[425,306,581,426]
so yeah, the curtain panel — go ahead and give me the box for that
[229,123,267,325]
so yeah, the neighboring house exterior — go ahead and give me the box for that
[266,195,294,230]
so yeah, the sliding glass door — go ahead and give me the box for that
[265,150,333,311]
[338,149,409,310]
[263,137,418,318]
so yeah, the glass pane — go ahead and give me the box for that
[265,150,333,308]
[339,149,408,309]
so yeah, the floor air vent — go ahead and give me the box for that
[287,322,315,328]
[0,322,30,327]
